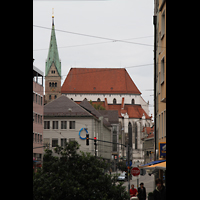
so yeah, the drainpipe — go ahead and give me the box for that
[153,15,157,161]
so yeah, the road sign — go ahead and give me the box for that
[131,167,140,176]
[126,161,132,167]
[140,168,146,176]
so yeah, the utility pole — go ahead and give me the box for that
[94,137,97,157]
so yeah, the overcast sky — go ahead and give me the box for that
[33,0,154,117]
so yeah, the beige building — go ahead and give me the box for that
[154,0,166,183]
[155,0,166,153]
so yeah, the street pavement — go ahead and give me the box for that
[112,172,155,197]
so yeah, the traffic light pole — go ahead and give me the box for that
[95,142,97,157]
[87,137,126,147]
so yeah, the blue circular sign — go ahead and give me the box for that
[79,128,88,140]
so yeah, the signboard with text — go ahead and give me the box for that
[159,142,166,158]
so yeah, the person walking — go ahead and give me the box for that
[137,182,146,200]
[130,184,138,199]
[153,178,166,200]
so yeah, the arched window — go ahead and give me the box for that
[131,99,135,104]
[49,82,51,87]
[71,98,73,101]
[49,95,51,100]
[52,82,55,87]
[55,82,57,87]
[97,98,101,102]
[113,98,116,104]
[55,95,57,99]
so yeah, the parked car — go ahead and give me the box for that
[117,171,126,181]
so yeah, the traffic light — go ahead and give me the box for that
[125,171,128,180]
[94,137,96,145]
[86,134,89,145]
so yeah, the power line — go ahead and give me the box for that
[33,25,164,48]
[33,35,154,51]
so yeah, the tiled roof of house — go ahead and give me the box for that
[142,126,154,139]
[79,99,112,127]
[44,95,92,117]
[98,110,119,124]
[77,99,151,119]
[61,68,141,94]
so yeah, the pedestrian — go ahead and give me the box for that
[109,167,112,175]
[137,182,146,200]
[130,184,138,199]
[153,178,166,200]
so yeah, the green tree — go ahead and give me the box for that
[33,141,129,200]
[117,161,127,172]
[89,100,105,110]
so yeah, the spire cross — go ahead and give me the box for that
[52,8,54,26]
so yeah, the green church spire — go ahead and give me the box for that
[45,12,61,77]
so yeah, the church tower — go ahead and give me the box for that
[45,10,61,105]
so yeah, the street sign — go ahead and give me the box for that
[140,168,146,176]
[126,161,132,167]
[131,167,140,176]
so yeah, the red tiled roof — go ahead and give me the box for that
[142,127,154,139]
[61,68,141,94]
[126,105,151,119]
[76,100,151,119]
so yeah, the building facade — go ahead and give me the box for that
[33,63,44,163]
[154,0,166,183]
[141,126,155,164]
[44,15,61,105]
[43,96,112,162]
[154,0,166,157]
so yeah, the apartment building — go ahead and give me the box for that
[33,63,44,163]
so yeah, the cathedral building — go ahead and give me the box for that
[61,68,153,164]
[44,14,153,164]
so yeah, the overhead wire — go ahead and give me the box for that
[33,25,158,48]
[33,35,154,51]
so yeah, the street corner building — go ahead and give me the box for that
[43,95,113,163]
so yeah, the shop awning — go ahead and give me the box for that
[139,159,166,167]
[139,160,166,170]
[153,161,166,170]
